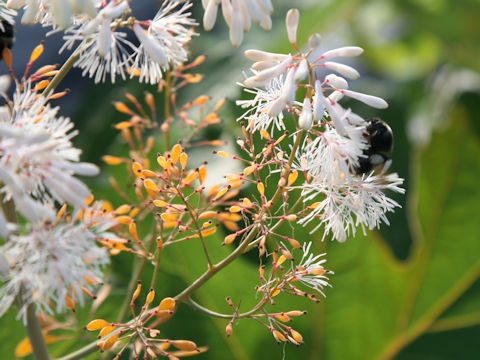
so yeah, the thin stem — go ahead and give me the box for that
[56,341,99,360]
[270,130,303,206]
[174,223,261,302]
[176,186,213,268]
[43,51,80,96]
[23,302,51,360]
[245,194,304,253]
[187,297,268,319]
[149,242,164,290]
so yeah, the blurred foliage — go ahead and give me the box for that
[1,0,480,359]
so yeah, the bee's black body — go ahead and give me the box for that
[356,118,393,174]
[0,20,15,60]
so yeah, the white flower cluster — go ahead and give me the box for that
[0,80,115,319]
[8,0,197,84]
[0,203,115,320]
[237,9,404,242]
[0,81,98,227]
[202,0,274,46]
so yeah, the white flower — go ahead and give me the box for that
[8,0,98,29]
[297,124,368,186]
[0,2,17,30]
[201,0,273,46]
[130,0,197,84]
[236,74,291,133]
[290,242,331,296]
[0,208,114,320]
[238,9,389,135]
[60,3,135,83]
[0,82,99,222]
[299,171,405,242]
[236,8,404,244]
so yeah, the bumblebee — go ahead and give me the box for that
[356,117,393,174]
[0,20,15,60]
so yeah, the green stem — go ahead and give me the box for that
[187,297,268,319]
[43,51,80,96]
[177,187,213,268]
[56,341,99,360]
[174,223,261,302]
[22,302,51,360]
[149,244,163,290]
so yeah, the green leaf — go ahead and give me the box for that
[317,107,480,360]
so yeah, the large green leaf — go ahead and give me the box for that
[316,107,480,360]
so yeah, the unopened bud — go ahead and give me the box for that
[298,97,313,130]
[285,9,300,44]
[226,322,233,337]
[308,33,322,50]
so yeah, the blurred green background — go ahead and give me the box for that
[1,0,480,359]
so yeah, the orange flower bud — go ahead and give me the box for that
[132,161,144,177]
[198,164,207,184]
[157,155,167,169]
[29,43,44,63]
[86,319,110,331]
[226,323,233,337]
[257,182,265,195]
[171,144,182,165]
[144,179,159,192]
[132,281,142,303]
[260,129,270,140]
[101,333,119,350]
[114,121,132,130]
[216,151,231,158]
[180,152,188,169]
[243,165,255,175]
[198,211,216,219]
[129,221,140,242]
[285,310,307,317]
[273,330,287,342]
[290,329,303,343]
[116,216,132,224]
[171,340,197,351]
[99,325,116,338]
[288,170,298,186]
[214,187,228,200]
[146,289,155,305]
[273,314,291,322]
[287,237,301,249]
[158,297,176,311]
[115,205,131,215]
[114,101,133,115]
[102,155,125,165]
[223,233,236,245]
[153,200,168,207]
[193,95,210,106]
